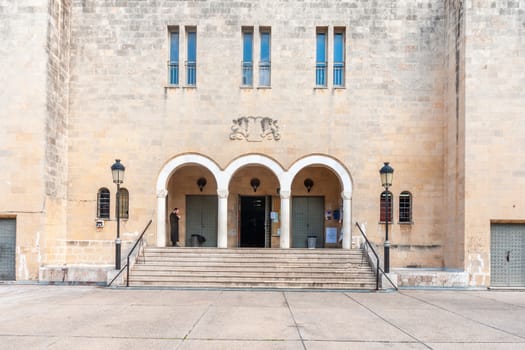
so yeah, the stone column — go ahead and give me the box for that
[342,191,352,249]
[156,189,167,247]
[217,189,229,248]
[280,190,291,249]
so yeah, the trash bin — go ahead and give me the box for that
[307,236,317,249]
[191,234,206,247]
[191,234,200,247]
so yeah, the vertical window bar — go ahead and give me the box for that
[242,29,253,86]
[186,29,196,86]
[316,31,327,86]
[259,29,271,86]
[168,30,179,85]
[333,30,345,87]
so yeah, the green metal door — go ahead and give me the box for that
[0,219,16,280]
[186,196,218,247]
[292,196,324,248]
[491,224,525,287]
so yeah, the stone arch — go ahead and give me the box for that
[155,153,223,247]
[284,154,354,249]
[156,153,223,195]
[224,154,285,188]
[283,154,353,194]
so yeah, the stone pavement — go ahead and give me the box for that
[0,285,524,349]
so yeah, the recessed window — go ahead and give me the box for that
[259,27,271,87]
[186,27,197,86]
[242,27,254,86]
[315,28,327,87]
[399,191,412,223]
[333,28,345,87]
[97,188,110,219]
[168,28,179,85]
[380,191,393,222]
[118,188,129,219]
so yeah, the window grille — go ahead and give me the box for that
[399,191,412,223]
[97,188,110,219]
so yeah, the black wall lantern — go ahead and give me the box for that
[250,178,260,192]
[197,177,207,192]
[304,178,314,192]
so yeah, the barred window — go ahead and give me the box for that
[242,27,253,86]
[168,28,179,85]
[333,28,345,87]
[97,188,110,219]
[118,188,129,219]
[399,191,412,223]
[380,191,393,222]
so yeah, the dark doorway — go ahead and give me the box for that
[240,196,267,247]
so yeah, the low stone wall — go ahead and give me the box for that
[39,264,113,284]
[391,268,470,288]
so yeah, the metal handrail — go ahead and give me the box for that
[355,222,398,291]
[107,219,152,287]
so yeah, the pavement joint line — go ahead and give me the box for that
[283,291,307,350]
[174,290,224,349]
[343,292,433,350]
[399,291,525,341]
[470,292,525,310]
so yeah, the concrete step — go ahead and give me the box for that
[127,247,378,290]
[130,270,376,278]
[127,280,377,290]
[131,265,373,272]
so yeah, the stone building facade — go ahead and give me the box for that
[1,0,524,287]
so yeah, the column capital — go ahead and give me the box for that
[341,191,352,200]
[217,189,229,199]
[157,189,168,198]
[280,190,291,199]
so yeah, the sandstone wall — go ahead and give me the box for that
[463,1,525,286]
[67,0,447,269]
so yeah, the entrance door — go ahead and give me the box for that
[186,196,218,247]
[240,196,268,247]
[292,196,324,248]
[0,219,16,280]
[491,224,525,287]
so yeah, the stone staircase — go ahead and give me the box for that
[127,247,378,290]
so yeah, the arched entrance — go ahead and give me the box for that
[224,155,284,248]
[167,165,218,247]
[229,165,280,247]
[290,167,342,248]
[156,153,353,249]
[156,154,223,247]
[284,155,353,249]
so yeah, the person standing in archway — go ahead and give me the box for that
[170,208,181,247]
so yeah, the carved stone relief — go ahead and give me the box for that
[230,116,281,142]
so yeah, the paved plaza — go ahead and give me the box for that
[0,285,524,349]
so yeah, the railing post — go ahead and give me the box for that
[126,255,130,287]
